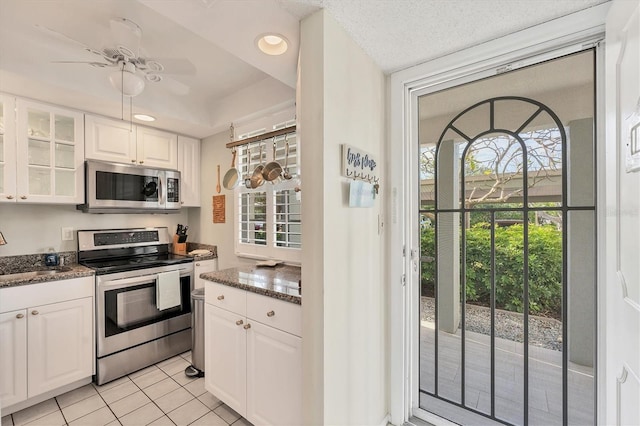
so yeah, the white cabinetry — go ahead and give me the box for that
[194,258,218,289]
[0,277,94,414]
[84,115,136,164]
[9,99,84,204]
[85,115,178,169]
[177,135,200,207]
[0,94,17,202]
[204,282,302,426]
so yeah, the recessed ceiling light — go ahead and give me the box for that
[256,33,288,56]
[134,114,155,122]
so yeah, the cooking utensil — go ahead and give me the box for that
[244,148,252,189]
[223,149,241,190]
[282,138,293,180]
[216,165,221,194]
[250,144,265,188]
[262,138,283,182]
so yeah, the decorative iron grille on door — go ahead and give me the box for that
[420,92,596,425]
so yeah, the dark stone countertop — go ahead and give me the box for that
[201,264,301,305]
[0,263,95,289]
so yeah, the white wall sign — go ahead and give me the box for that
[341,144,379,183]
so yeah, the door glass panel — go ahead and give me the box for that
[55,114,74,142]
[27,109,50,139]
[418,50,596,426]
[28,167,50,195]
[28,139,50,166]
[55,143,74,169]
[55,170,74,196]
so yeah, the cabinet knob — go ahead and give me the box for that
[181,201,184,205]
[139,161,144,164]
[243,323,251,330]
[6,195,14,200]
[131,159,136,163]
[196,263,201,266]
[31,310,39,316]
[266,310,275,317]
[217,295,224,300]
[236,319,244,326]
[20,196,27,200]
[16,313,24,319]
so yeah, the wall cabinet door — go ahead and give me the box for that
[85,115,137,164]
[0,309,27,407]
[136,127,177,169]
[27,297,93,397]
[177,135,201,207]
[15,100,84,204]
[204,304,247,415]
[246,321,302,426]
[0,94,17,203]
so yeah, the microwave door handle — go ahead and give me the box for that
[158,175,164,207]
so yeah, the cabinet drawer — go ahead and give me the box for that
[205,282,246,316]
[246,293,301,337]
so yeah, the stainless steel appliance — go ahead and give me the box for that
[78,227,193,385]
[78,160,181,213]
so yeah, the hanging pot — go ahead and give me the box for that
[223,149,240,190]
[262,138,283,182]
[250,144,265,188]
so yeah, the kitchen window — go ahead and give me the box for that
[234,123,301,263]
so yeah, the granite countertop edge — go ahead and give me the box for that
[201,273,302,305]
[0,264,95,289]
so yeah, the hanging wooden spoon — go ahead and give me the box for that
[216,165,221,194]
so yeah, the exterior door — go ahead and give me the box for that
[604,1,640,425]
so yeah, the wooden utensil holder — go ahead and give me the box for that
[173,234,187,255]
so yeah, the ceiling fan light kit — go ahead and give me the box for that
[109,61,145,97]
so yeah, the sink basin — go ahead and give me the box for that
[0,267,72,282]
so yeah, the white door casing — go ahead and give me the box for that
[604,1,640,425]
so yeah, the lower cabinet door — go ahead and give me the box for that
[204,304,247,415]
[27,297,93,397]
[246,321,302,426]
[0,310,28,407]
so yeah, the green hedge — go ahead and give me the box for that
[421,223,562,317]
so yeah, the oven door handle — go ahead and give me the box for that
[98,274,161,291]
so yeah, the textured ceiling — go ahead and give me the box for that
[278,0,609,73]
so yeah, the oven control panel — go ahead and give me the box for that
[78,227,171,251]
[95,230,159,246]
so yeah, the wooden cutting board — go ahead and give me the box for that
[212,195,225,223]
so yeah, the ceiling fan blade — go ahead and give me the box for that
[51,61,114,68]
[142,58,197,75]
[34,24,104,57]
[109,18,142,60]
[151,75,190,96]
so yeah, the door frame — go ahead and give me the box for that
[388,4,610,425]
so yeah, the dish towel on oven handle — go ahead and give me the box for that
[157,270,181,310]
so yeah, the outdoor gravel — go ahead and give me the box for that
[420,297,562,351]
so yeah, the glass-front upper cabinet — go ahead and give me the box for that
[0,94,17,202]
[15,100,84,203]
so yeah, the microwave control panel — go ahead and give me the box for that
[167,178,180,203]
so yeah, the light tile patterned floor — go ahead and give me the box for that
[1,352,253,426]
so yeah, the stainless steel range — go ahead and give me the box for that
[78,227,194,385]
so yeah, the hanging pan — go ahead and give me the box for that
[262,138,283,182]
[223,149,240,190]
[250,143,265,188]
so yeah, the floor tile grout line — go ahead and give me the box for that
[53,395,69,426]
[93,382,120,426]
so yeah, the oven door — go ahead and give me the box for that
[96,264,193,358]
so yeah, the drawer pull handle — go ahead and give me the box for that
[236,319,244,326]
[31,310,39,316]
[16,313,24,319]
[20,196,27,200]
[243,323,251,330]
[217,295,225,300]
[6,195,14,200]
[266,310,275,317]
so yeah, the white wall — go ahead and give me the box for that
[192,129,255,270]
[0,204,190,256]
[300,10,388,425]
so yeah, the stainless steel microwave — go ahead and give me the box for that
[78,160,181,213]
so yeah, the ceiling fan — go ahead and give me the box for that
[37,17,195,97]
